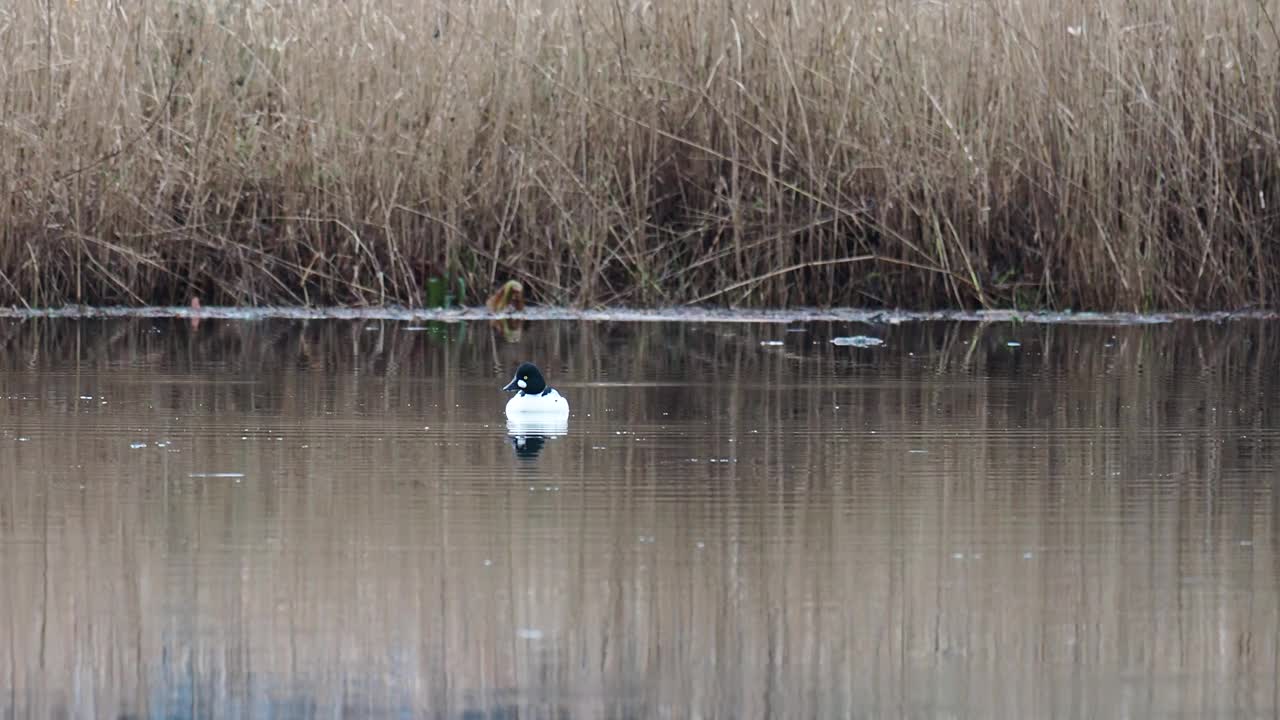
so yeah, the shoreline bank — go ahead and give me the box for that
[0,305,1275,325]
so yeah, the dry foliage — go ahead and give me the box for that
[1,0,1278,309]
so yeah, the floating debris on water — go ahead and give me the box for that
[517,628,544,640]
[129,441,147,449]
[832,336,884,347]
[486,280,525,312]
[188,472,246,479]
[760,340,784,346]
[1007,341,1022,347]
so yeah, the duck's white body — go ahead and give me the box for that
[506,413,569,439]
[505,388,570,418]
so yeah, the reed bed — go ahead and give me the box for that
[2,0,1278,309]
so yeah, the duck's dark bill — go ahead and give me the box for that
[502,377,519,392]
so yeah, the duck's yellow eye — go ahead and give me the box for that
[523,375,528,380]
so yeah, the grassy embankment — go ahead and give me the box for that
[2,0,1278,310]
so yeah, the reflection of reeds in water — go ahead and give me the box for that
[0,319,1277,717]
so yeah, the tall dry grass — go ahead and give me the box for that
[1,0,1278,309]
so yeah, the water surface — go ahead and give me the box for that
[1,317,1277,718]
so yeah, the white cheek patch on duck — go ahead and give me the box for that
[517,379,527,389]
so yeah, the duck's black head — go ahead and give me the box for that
[502,362,548,395]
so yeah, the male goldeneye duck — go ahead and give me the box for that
[502,362,570,418]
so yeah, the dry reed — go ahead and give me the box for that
[2,0,1278,309]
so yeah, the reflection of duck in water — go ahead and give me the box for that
[506,416,569,460]
[509,432,548,459]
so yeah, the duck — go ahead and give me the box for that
[502,362,570,418]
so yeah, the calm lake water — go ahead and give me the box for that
[1,317,1277,719]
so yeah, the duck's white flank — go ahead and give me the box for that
[505,389,570,417]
